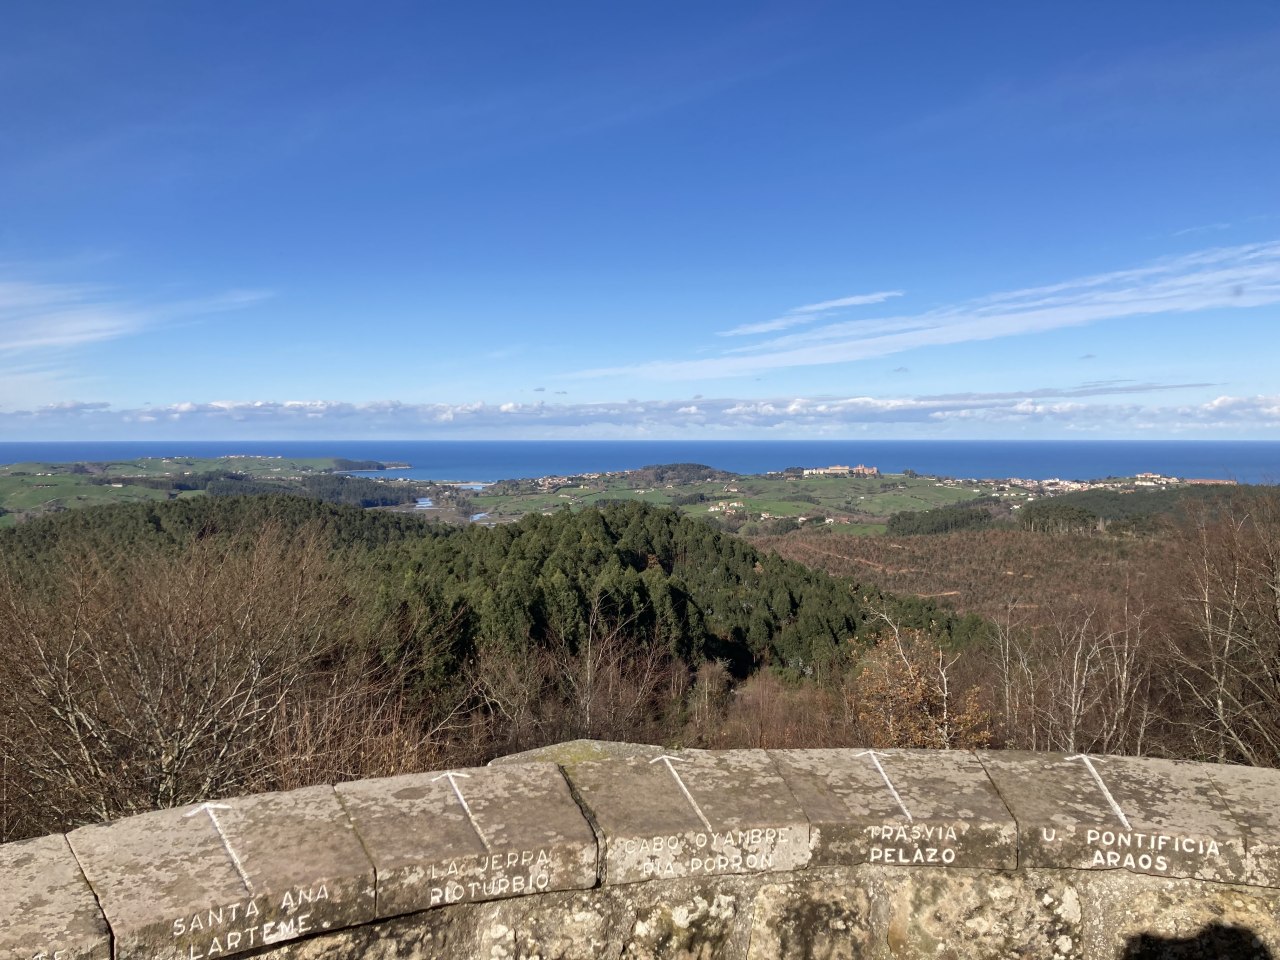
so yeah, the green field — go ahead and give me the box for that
[0,474,174,515]
[470,470,1024,531]
[0,456,377,526]
[0,455,1032,533]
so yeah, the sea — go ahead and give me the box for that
[0,440,1277,484]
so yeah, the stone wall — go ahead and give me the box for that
[4,741,1280,959]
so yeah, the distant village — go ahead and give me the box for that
[407,462,1243,530]
[779,464,1233,494]
[497,464,1235,499]
[986,471,1236,495]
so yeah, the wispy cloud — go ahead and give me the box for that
[1172,222,1232,238]
[792,291,904,314]
[1,273,272,358]
[0,280,146,353]
[6,381,1275,440]
[0,275,272,357]
[719,290,903,337]
[895,27,1280,149]
[172,289,275,314]
[919,380,1214,403]
[0,274,273,410]
[718,314,816,337]
[0,362,94,411]
[585,240,1280,381]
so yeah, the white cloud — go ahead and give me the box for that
[718,290,904,336]
[0,273,272,357]
[0,280,146,353]
[591,241,1280,380]
[6,382,1279,440]
[718,314,815,337]
[21,399,112,416]
[0,360,95,409]
[1172,222,1232,238]
[791,291,905,314]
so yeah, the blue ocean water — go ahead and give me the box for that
[0,440,1277,483]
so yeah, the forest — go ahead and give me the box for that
[1,486,1277,844]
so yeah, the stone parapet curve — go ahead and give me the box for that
[5,743,1280,959]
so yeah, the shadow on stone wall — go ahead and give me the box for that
[1121,922,1273,959]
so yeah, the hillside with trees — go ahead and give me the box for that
[758,486,1280,764]
[0,496,966,841]
[2,487,1277,845]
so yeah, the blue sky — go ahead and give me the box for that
[2,1,1279,440]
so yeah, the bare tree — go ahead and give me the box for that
[684,658,732,744]
[473,592,680,753]
[984,589,1156,756]
[988,600,1039,748]
[550,595,676,741]
[1166,493,1280,765]
[0,524,358,833]
[1030,599,1153,755]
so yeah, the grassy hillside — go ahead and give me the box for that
[473,467,1021,531]
[0,455,468,526]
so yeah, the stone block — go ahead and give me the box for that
[980,751,1247,884]
[772,748,1017,869]
[488,738,664,768]
[0,834,110,960]
[563,749,809,884]
[68,785,374,960]
[869,866,1084,959]
[747,879,872,959]
[1204,762,1280,888]
[335,762,596,918]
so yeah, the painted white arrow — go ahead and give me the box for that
[433,771,490,847]
[649,755,713,832]
[185,802,254,892]
[854,750,913,822]
[1066,754,1131,830]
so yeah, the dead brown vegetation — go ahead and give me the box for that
[0,525,467,840]
[754,493,1280,766]
[3,490,1278,842]
[755,527,1171,629]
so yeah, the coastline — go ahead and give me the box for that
[1,440,1276,485]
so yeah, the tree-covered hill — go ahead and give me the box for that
[0,495,982,839]
[628,462,737,484]
[0,492,435,563]
[885,501,1000,536]
[0,496,971,681]
[1019,484,1249,534]
[7,488,1277,843]
[390,499,976,683]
